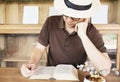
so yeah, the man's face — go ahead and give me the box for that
[63,15,86,28]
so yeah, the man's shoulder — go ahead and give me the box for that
[88,23,96,29]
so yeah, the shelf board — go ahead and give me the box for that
[0,24,120,34]
[0,24,42,34]
[2,56,46,62]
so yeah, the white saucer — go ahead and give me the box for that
[84,75,106,82]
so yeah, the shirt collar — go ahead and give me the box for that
[58,16,77,35]
[59,16,65,28]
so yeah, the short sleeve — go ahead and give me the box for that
[87,23,107,53]
[38,17,50,47]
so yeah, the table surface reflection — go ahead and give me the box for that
[0,67,119,82]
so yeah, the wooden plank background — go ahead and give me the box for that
[117,0,120,24]
[0,0,120,67]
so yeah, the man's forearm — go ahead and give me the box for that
[29,42,46,65]
[29,48,43,65]
[80,35,111,71]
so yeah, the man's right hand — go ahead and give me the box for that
[20,64,36,77]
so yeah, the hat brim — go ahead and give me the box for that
[54,0,101,18]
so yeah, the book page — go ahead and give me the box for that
[29,66,55,79]
[52,64,79,81]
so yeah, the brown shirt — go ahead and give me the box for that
[38,16,106,67]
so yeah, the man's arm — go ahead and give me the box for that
[80,34,111,71]
[20,42,46,77]
[75,20,111,72]
[29,42,46,65]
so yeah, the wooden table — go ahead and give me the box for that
[0,67,119,82]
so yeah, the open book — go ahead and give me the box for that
[29,64,79,81]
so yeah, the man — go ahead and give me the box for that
[21,0,111,77]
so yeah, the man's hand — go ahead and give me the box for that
[20,64,36,77]
[75,18,89,37]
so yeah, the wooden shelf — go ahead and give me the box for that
[95,24,120,30]
[0,24,120,70]
[0,24,120,34]
[2,56,46,62]
[2,56,30,62]
[1,56,46,67]
[0,0,119,69]
[0,24,43,34]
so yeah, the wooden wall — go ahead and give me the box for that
[0,1,53,24]
[0,1,53,67]
[117,0,120,23]
[0,0,120,67]
[0,0,119,24]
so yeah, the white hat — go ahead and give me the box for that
[54,0,101,18]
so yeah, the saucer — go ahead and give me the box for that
[84,75,106,82]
